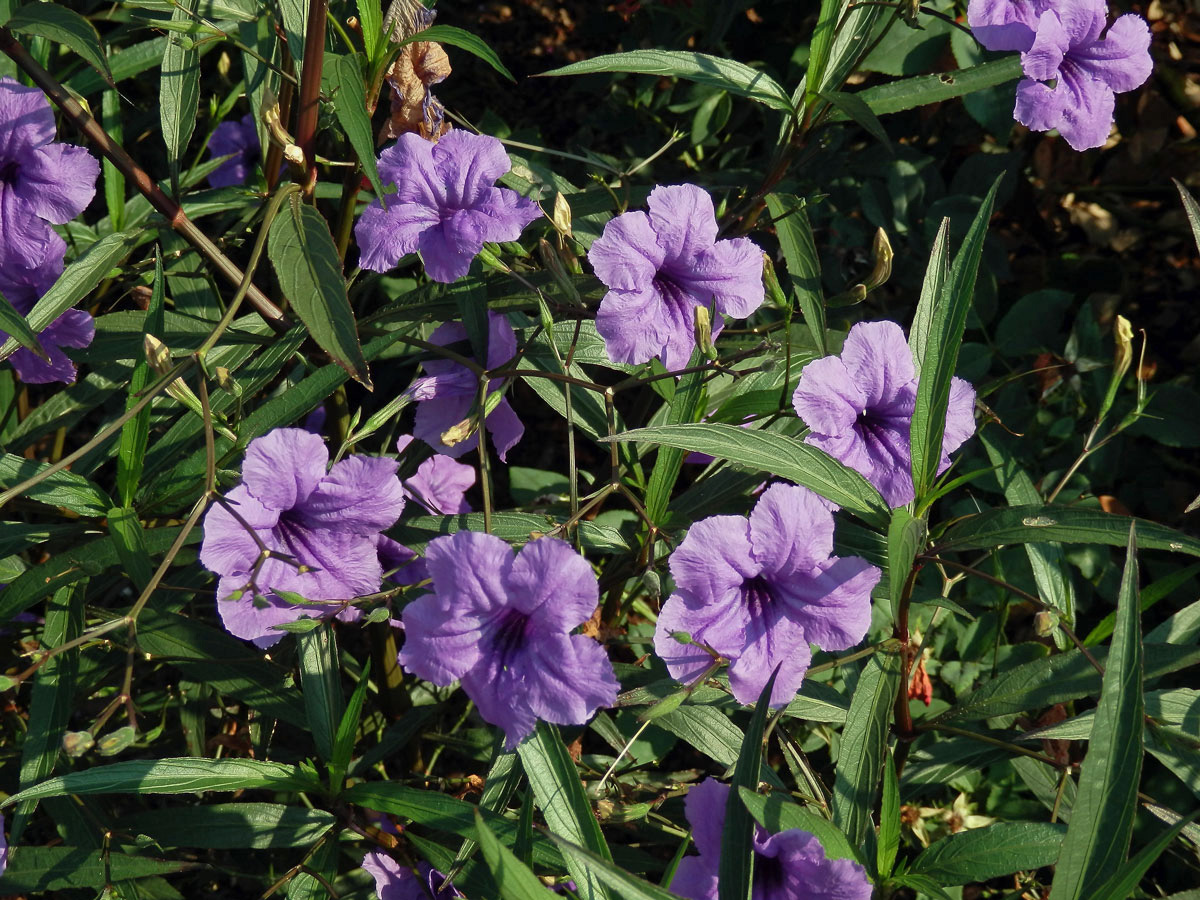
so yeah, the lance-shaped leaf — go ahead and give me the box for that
[5,3,113,86]
[910,822,1067,885]
[325,53,385,198]
[475,811,558,900]
[765,194,825,353]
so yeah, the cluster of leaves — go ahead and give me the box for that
[0,1,1198,899]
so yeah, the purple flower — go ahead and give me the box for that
[1013,0,1152,151]
[355,130,542,283]
[670,780,872,900]
[587,184,764,369]
[968,0,1049,52]
[0,812,6,878]
[0,77,98,267]
[397,434,474,514]
[410,310,524,461]
[792,321,976,508]
[654,484,880,707]
[363,852,462,900]
[206,113,259,188]
[0,230,94,384]
[399,531,619,749]
[200,428,407,646]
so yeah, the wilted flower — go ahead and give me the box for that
[200,428,407,646]
[1013,0,1152,151]
[0,231,93,384]
[362,852,462,900]
[0,77,98,267]
[654,484,880,707]
[410,310,524,461]
[587,184,763,369]
[206,112,259,187]
[792,321,976,507]
[380,42,451,142]
[399,531,619,748]
[355,131,542,283]
[670,780,873,900]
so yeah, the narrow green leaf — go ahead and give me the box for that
[106,506,154,590]
[1087,563,1200,647]
[886,508,926,623]
[831,57,1024,119]
[401,24,514,82]
[276,0,309,71]
[297,624,343,763]
[910,176,1000,501]
[268,195,371,387]
[738,789,860,863]
[805,0,841,106]
[116,250,164,506]
[818,90,890,148]
[286,834,339,900]
[877,749,900,878]
[331,661,371,786]
[101,89,125,230]
[934,504,1200,558]
[1090,811,1200,900]
[765,194,825,354]
[12,582,84,844]
[612,423,889,527]
[0,454,112,516]
[356,0,383,62]
[518,721,615,900]
[1174,179,1200,255]
[832,645,902,846]
[818,0,887,95]
[452,746,522,874]
[5,3,113,86]
[66,36,166,95]
[0,847,193,894]
[1,758,320,807]
[546,834,684,900]
[325,53,385,198]
[540,50,792,112]
[909,217,949,373]
[910,822,1067,885]
[0,285,46,359]
[159,0,200,193]
[644,363,707,524]
[0,230,137,362]
[117,803,335,849]
[719,670,779,900]
[475,810,558,900]
[1051,526,1145,899]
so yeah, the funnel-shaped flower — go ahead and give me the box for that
[399,531,618,748]
[670,780,873,900]
[362,852,462,900]
[200,428,407,646]
[588,184,763,369]
[206,113,259,188]
[655,484,880,707]
[792,320,976,507]
[356,130,541,283]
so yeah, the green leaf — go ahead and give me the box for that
[518,721,615,900]
[1174,179,1200,256]
[1,758,320,807]
[101,89,125,230]
[325,53,385,198]
[909,822,1067,885]
[356,0,383,61]
[159,0,200,193]
[765,194,825,354]
[540,50,793,112]
[0,453,112,516]
[738,789,860,863]
[645,363,707,524]
[12,582,84,844]
[934,504,1200,558]
[1088,810,1200,900]
[804,0,841,106]
[66,36,167,95]
[276,0,309,71]
[910,176,1000,501]
[909,217,949,376]
[1051,526,1145,899]
[0,847,194,894]
[544,833,684,900]
[0,230,137,362]
[611,423,889,527]
[818,90,890,148]
[0,285,46,359]
[475,810,558,900]
[116,250,165,506]
[452,746,523,874]
[887,508,926,623]
[5,2,113,86]
[832,645,902,846]
[830,57,1023,119]
[286,834,339,900]
[719,670,778,900]
[392,511,631,555]
[877,749,900,878]
[268,194,371,387]
[297,623,343,763]
[331,661,371,787]
[106,506,154,590]
[117,803,336,849]
[401,24,514,82]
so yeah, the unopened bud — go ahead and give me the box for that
[863,227,893,291]
[441,417,478,447]
[551,192,573,240]
[477,245,510,273]
[694,305,717,360]
[642,569,661,598]
[763,252,789,311]
[1034,610,1058,637]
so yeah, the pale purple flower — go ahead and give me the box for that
[399,531,619,749]
[670,780,872,900]
[654,484,880,707]
[792,321,976,508]
[0,77,98,267]
[587,184,764,369]
[1014,0,1152,151]
[355,130,542,283]
[0,812,6,878]
[206,112,259,188]
[0,230,93,384]
[410,310,524,461]
[363,852,462,900]
[200,428,407,646]
[397,434,474,514]
[968,0,1049,52]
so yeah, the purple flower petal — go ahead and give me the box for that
[355,199,440,272]
[505,534,598,629]
[435,129,513,209]
[647,184,719,263]
[678,236,764,319]
[460,659,538,749]
[775,556,881,652]
[363,851,427,900]
[1049,63,1118,151]
[727,611,812,706]
[594,285,675,366]
[517,633,619,725]
[967,0,1045,51]
[199,485,280,576]
[404,453,474,514]
[653,595,721,687]
[399,589,488,682]
[1022,9,1071,82]
[943,376,977,457]
[668,516,756,606]
[0,78,54,158]
[588,211,665,292]
[242,428,328,511]
[413,390,473,458]
[792,356,865,437]
[215,580,317,648]
[840,320,915,409]
[302,455,407,533]
[484,398,524,463]
[748,484,835,576]
[18,143,99,224]
[1073,13,1152,93]
[207,113,258,188]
